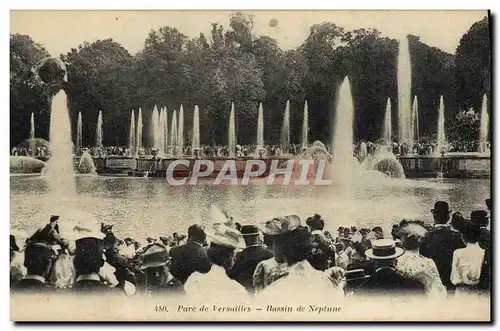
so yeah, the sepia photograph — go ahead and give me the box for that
[9,9,491,322]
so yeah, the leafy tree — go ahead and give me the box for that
[10,34,51,148]
[454,16,490,124]
[10,15,490,149]
[62,39,134,146]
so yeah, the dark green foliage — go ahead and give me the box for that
[10,14,491,148]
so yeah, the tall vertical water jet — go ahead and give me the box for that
[412,95,419,145]
[151,105,159,150]
[158,107,165,156]
[76,111,82,155]
[280,100,291,153]
[96,110,103,149]
[178,105,184,155]
[302,100,308,148]
[43,91,76,196]
[257,103,264,148]
[397,35,412,145]
[136,108,143,155]
[331,77,356,188]
[436,95,446,155]
[192,105,200,153]
[163,107,169,155]
[228,102,236,157]
[478,93,489,153]
[170,109,178,155]
[30,112,35,157]
[383,97,392,141]
[128,109,136,156]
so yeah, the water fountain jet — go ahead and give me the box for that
[436,95,446,156]
[178,105,184,155]
[128,109,136,156]
[192,105,200,155]
[136,108,143,156]
[257,103,264,149]
[331,77,357,188]
[162,107,169,155]
[228,103,236,158]
[383,97,392,141]
[42,90,77,196]
[170,109,178,155]
[412,95,419,146]
[478,94,489,154]
[397,35,412,145]
[96,110,103,149]
[30,112,35,157]
[76,111,82,155]
[302,101,309,148]
[280,100,290,154]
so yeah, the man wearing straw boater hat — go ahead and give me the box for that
[227,224,274,293]
[354,239,425,297]
[419,201,466,291]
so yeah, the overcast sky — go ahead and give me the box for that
[10,10,487,57]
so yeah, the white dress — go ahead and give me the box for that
[450,242,485,298]
[184,265,249,304]
[255,260,345,306]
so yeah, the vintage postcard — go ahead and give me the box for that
[10,10,491,321]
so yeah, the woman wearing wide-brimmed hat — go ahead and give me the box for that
[183,223,248,301]
[255,216,345,304]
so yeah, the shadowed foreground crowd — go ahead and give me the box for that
[10,199,491,302]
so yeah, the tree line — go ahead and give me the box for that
[10,13,490,148]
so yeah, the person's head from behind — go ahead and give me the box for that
[371,227,384,239]
[463,221,481,244]
[485,198,491,212]
[141,243,170,289]
[73,238,105,276]
[450,212,466,234]
[306,214,324,232]
[240,225,261,247]
[207,243,236,270]
[274,226,311,266]
[431,201,451,224]
[50,215,59,226]
[24,242,56,279]
[400,233,422,251]
[188,224,206,244]
[10,235,20,262]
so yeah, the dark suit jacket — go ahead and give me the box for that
[11,278,53,293]
[28,224,68,248]
[419,226,466,289]
[169,241,211,284]
[227,245,274,292]
[355,267,426,296]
